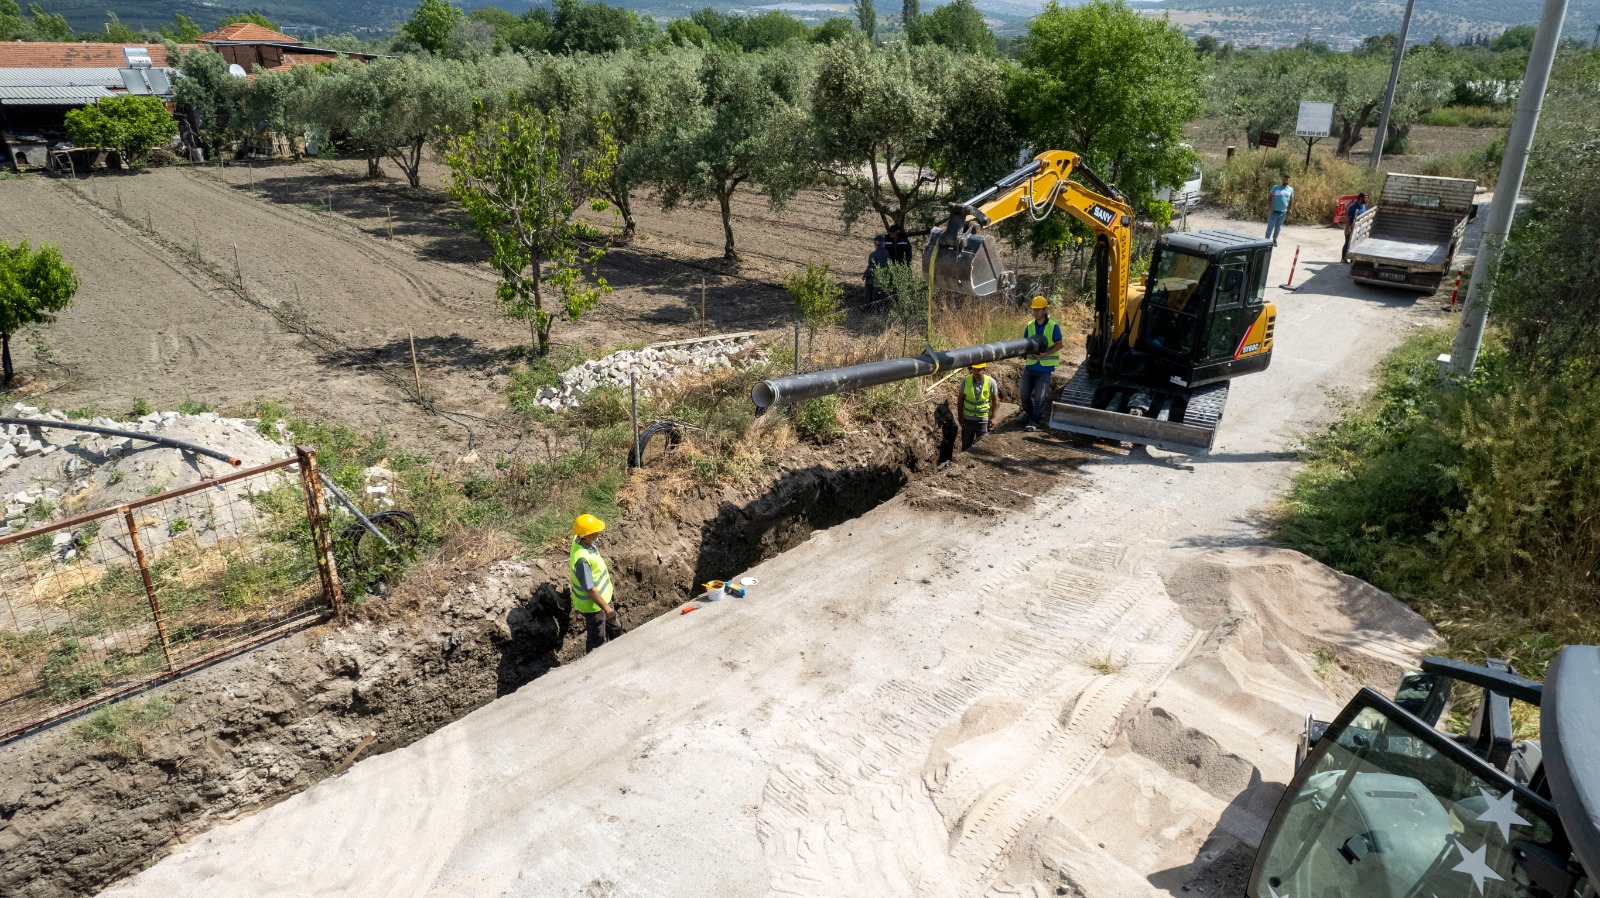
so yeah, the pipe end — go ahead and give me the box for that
[751,382,777,410]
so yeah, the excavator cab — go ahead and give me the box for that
[1248,648,1600,898]
[1134,231,1276,388]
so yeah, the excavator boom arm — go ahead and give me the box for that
[930,151,1136,346]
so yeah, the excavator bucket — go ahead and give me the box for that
[924,225,1006,297]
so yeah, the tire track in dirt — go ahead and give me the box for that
[753,541,1201,897]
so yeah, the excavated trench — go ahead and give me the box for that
[0,394,964,898]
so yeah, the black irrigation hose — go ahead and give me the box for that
[629,420,683,468]
[0,416,243,467]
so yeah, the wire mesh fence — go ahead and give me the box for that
[0,448,342,740]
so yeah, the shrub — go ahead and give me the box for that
[795,395,844,443]
[1207,150,1382,225]
[130,397,154,417]
[787,260,845,356]
[1420,105,1511,128]
[1418,139,1503,189]
[63,95,179,169]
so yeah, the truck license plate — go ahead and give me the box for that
[1378,271,1407,282]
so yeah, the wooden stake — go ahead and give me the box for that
[409,330,423,402]
[326,190,333,215]
[232,243,242,286]
[386,205,394,240]
[247,162,253,189]
[146,209,153,234]
[700,279,707,334]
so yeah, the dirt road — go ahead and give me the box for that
[100,213,1450,897]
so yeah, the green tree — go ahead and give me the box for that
[0,240,78,385]
[668,18,712,47]
[1490,24,1536,53]
[443,103,615,356]
[93,12,145,43]
[786,260,844,354]
[159,13,203,42]
[27,3,72,40]
[470,6,551,52]
[1010,0,1203,215]
[0,0,26,40]
[1492,53,1600,376]
[811,40,1014,233]
[550,0,654,54]
[855,0,875,42]
[173,47,245,162]
[915,0,993,53]
[902,0,919,37]
[365,56,473,188]
[811,17,855,44]
[1210,50,1319,149]
[647,48,811,261]
[64,95,180,168]
[218,11,280,30]
[403,0,464,54]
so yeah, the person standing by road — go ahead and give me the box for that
[569,514,622,654]
[1341,192,1369,263]
[959,362,998,450]
[1265,175,1294,245]
[1020,296,1063,432]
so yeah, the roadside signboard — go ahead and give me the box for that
[1258,131,1280,148]
[1295,101,1335,138]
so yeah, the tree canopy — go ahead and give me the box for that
[64,95,180,168]
[0,240,77,385]
[1012,0,1203,215]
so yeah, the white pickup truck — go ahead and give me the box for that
[1347,172,1478,293]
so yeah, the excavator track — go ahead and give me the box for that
[1049,366,1228,455]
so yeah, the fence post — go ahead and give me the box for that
[122,506,177,673]
[296,445,345,619]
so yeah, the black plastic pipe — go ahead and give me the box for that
[0,416,244,467]
[751,336,1046,410]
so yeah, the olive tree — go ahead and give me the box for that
[333,56,473,188]
[443,103,616,356]
[0,240,77,384]
[811,39,1014,234]
[646,47,811,261]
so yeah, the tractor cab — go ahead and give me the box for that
[1132,231,1276,388]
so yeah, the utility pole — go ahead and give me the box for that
[1444,0,1569,382]
[1370,0,1418,168]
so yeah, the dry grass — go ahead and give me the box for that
[1207,150,1384,226]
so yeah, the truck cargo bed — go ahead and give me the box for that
[1348,235,1450,266]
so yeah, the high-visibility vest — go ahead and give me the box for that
[569,538,614,614]
[1025,318,1062,369]
[962,374,995,420]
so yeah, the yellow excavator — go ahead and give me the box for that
[925,150,1278,454]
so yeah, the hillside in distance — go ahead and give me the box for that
[31,0,1600,43]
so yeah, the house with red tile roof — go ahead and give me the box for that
[197,24,377,75]
[0,43,185,169]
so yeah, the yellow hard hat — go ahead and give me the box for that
[1031,295,1049,309]
[573,513,606,538]
[969,362,987,370]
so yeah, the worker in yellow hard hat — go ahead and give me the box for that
[569,513,622,653]
[960,362,998,451]
[1020,296,1063,432]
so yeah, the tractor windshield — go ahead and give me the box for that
[1140,249,1215,358]
[1251,694,1568,898]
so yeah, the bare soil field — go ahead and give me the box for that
[1,157,918,460]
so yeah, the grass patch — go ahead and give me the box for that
[1274,329,1600,735]
[1419,105,1512,128]
[1418,138,1503,190]
[72,695,173,755]
[178,397,213,415]
[1207,150,1383,226]
[130,398,153,417]
[1086,655,1123,675]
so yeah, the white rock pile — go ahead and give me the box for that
[528,337,766,412]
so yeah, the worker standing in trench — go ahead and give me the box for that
[960,362,999,450]
[1020,296,1064,432]
[570,514,623,653]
